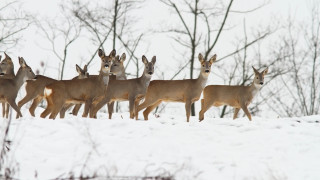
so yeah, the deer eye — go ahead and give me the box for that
[256,77,258,79]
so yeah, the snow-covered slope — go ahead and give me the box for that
[1,108,320,180]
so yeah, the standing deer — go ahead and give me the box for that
[17,64,89,118]
[0,57,36,118]
[65,53,127,119]
[40,49,115,119]
[0,53,15,118]
[199,66,268,121]
[135,53,216,122]
[89,55,156,119]
[52,64,90,118]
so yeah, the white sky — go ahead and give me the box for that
[0,0,312,118]
[1,0,310,79]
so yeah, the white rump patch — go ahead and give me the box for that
[44,87,52,97]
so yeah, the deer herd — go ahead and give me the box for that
[0,49,268,122]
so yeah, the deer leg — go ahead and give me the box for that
[141,100,161,120]
[129,97,135,119]
[199,98,213,121]
[5,103,10,119]
[40,107,52,119]
[59,103,73,118]
[72,104,82,116]
[233,108,240,120]
[107,102,114,119]
[2,102,5,118]
[185,100,192,122]
[82,99,92,118]
[40,96,54,118]
[7,99,22,119]
[90,97,109,118]
[28,96,43,117]
[137,98,158,121]
[49,103,64,120]
[240,103,252,121]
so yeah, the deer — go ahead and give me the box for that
[17,64,89,118]
[0,53,15,118]
[40,49,115,119]
[135,53,216,122]
[199,66,268,121]
[89,55,156,119]
[63,53,127,119]
[0,57,36,118]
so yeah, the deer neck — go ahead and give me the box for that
[116,68,126,80]
[98,70,110,86]
[6,68,15,76]
[139,72,152,88]
[13,68,27,89]
[196,72,209,89]
[249,81,262,97]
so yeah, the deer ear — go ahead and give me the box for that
[19,57,26,67]
[109,49,116,57]
[263,67,268,75]
[115,55,120,62]
[209,54,217,64]
[4,52,9,59]
[83,65,88,73]
[76,64,81,73]
[142,55,148,64]
[252,66,259,74]
[198,53,204,63]
[98,49,105,58]
[151,56,156,65]
[120,53,126,62]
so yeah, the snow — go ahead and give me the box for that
[1,107,320,180]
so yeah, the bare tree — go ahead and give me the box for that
[159,0,270,116]
[36,12,81,80]
[265,3,320,117]
[0,1,33,50]
[68,0,145,112]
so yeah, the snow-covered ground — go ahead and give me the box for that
[1,107,320,180]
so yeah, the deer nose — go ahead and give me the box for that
[105,65,109,68]
[148,72,153,75]
[205,70,209,73]
[260,82,263,85]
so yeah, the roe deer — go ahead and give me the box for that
[0,57,36,118]
[18,64,89,118]
[0,53,15,118]
[65,53,127,119]
[40,49,115,119]
[135,53,216,122]
[89,55,156,119]
[199,66,268,121]
[52,64,90,118]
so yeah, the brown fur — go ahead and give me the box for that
[18,64,89,117]
[199,66,268,121]
[135,53,217,122]
[0,53,15,118]
[90,55,156,119]
[0,57,36,118]
[40,49,115,119]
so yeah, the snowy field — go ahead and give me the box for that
[1,107,320,180]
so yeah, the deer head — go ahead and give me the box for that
[252,66,268,86]
[198,53,217,77]
[142,55,156,77]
